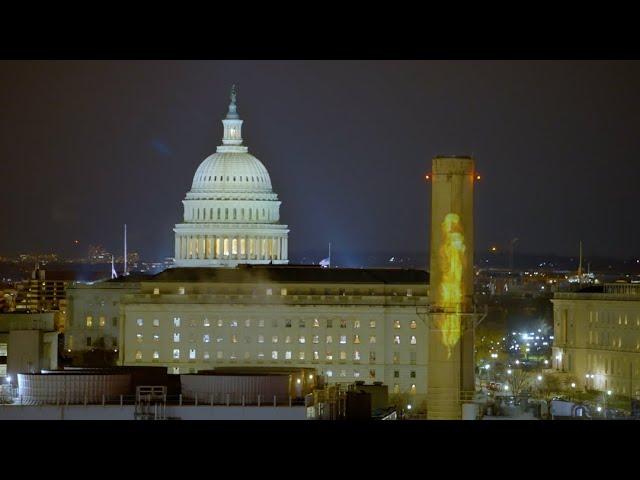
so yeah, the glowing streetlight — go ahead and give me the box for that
[607,390,612,396]
[507,369,512,375]
[537,375,543,381]
[407,404,412,410]
[485,365,490,370]
[571,383,576,388]
[597,406,602,412]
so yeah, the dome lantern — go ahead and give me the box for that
[222,84,243,147]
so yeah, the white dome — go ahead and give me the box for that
[191,151,273,193]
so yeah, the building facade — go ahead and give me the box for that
[173,85,289,268]
[110,266,430,399]
[64,278,141,354]
[552,283,640,398]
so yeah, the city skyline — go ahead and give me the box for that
[1,61,639,260]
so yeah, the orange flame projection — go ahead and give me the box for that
[437,213,466,358]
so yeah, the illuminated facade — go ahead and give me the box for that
[552,283,640,397]
[173,86,289,267]
[67,267,430,400]
[426,156,477,419]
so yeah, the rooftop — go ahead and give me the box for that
[147,265,429,285]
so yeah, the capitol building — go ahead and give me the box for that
[63,87,430,403]
[173,86,289,267]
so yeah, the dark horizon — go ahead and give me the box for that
[1,61,639,261]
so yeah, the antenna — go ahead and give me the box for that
[578,240,583,283]
[328,242,331,268]
[123,224,128,276]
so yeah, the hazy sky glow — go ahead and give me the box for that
[1,60,639,260]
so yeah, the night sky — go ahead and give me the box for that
[1,60,639,262]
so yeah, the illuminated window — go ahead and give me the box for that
[369,320,376,328]
[203,318,210,327]
[86,316,93,327]
[281,288,287,296]
[230,320,238,327]
[203,352,210,360]
[407,289,413,297]
[354,320,360,329]
[313,351,320,360]
[153,319,160,327]
[231,335,238,344]
[272,335,279,344]
[174,317,181,327]
[153,288,160,295]
[353,335,361,344]
[153,351,159,360]
[136,333,143,343]
[189,349,196,360]
[410,320,417,329]
[313,318,320,327]
[217,351,224,359]
[326,370,333,378]
[369,369,376,378]
[354,350,361,361]
[173,349,180,359]
[258,320,264,327]
[257,352,264,359]
[285,351,292,360]
[258,335,264,343]
[354,370,360,378]
[137,318,145,327]
[299,351,305,360]
[393,352,400,364]
[216,337,223,343]
[99,316,105,327]
[339,369,346,377]
[339,336,347,344]
[411,384,416,394]
[340,351,347,360]
[369,351,376,362]
[410,336,417,345]
[285,336,292,344]
[326,335,333,344]
[313,335,319,344]
[135,351,142,361]
[153,334,159,342]
[178,287,185,295]
[272,351,278,360]
[326,352,333,360]
[173,333,180,343]
[394,335,401,344]
[370,336,376,344]
[394,320,401,329]
[217,319,223,327]
[299,336,306,344]
[245,319,251,327]
[203,334,210,343]
[266,288,273,296]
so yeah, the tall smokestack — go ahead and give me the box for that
[426,155,477,419]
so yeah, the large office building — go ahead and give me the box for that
[551,283,640,397]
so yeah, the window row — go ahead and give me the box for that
[135,349,385,362]
[137,332,418,345]
[134,317,419,329]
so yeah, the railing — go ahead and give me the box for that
[603,283,640,296]
[1,392,305,407]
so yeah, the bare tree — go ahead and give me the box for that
[507,368,531,397]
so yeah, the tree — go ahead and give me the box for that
[506,368,531,397]
[537,372,562,400]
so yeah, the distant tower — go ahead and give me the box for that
[123,224,128,276]
[426,155,478,419]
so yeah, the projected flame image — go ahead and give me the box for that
[437,212,466,357]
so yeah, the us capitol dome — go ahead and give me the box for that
[173,86,289,267]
